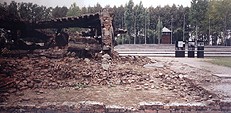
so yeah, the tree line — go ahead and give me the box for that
[0,1,102,22]
[114,0,231,45]
[1,0,231,45]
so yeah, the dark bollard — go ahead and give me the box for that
[188,41,195,58]
[175,41,185,57]
[197,41,204,58]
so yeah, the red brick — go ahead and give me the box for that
[220,106,231,111]
[209,105,221,110]
[139,102,164,110]
[106,108,121,113]
[194,106,208,111]
[157,110,171,113]
[94,108,105,113]
[79,109,95,113]
[144,109,157,113]
[197,111,223,113]
[170,110,185,113]
[136,110,146,113]
[106,107,125,113]
[183,110,198,113]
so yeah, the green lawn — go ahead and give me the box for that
[207,57,231,68]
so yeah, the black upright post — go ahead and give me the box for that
[197,41,204,58]
[175,41,185,57]
[188,41,195,58]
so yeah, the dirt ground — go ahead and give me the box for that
[0,48,226,109]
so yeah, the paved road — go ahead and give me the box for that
[115,44,231,57]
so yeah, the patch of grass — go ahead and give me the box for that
[207,57,231,68]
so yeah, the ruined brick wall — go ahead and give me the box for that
[100,8,114,52]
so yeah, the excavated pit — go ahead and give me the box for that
[0,48,221,111]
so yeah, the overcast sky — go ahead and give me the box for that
[0,0,191,8]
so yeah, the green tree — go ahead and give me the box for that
[135,1,145,44]
[113,5,126,44]
[52,6,68,18]
[8,1,20,20]
[218,0,231,38]
[87,3,102,14]
[207,0,231,45]
[156,16,163,44]
[67,3,81,16]
[113,5,125,29]
[94,3,102,12]
[32,4,51,21]
[81,7,88,14]
[190,0,209,37]
[124,0,134,44]
[0,1,52,22]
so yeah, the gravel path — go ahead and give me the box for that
[152,57,231,75]
[151,57,231,101]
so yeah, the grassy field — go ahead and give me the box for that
[207,57,231,68]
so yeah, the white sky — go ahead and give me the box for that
[0,0,191,8]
